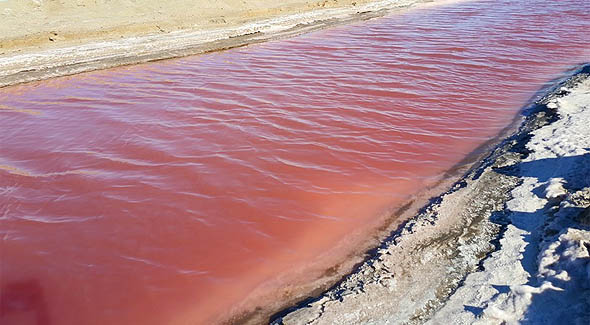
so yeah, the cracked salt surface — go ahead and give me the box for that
[429,75,590,325]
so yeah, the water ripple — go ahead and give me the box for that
[1,0,589,324]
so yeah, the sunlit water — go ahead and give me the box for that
[1,0,589,324]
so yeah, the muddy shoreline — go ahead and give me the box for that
[270,64,590,324]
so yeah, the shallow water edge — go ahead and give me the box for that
[0,0,440,88]
[271,63,590,325]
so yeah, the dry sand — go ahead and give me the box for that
[0,0,435,87]
[0,0,372,55]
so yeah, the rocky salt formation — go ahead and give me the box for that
[272,65,590,324]
[431,70,590,324]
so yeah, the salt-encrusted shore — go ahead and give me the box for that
[0,0,445,88]
[272,65,590,324]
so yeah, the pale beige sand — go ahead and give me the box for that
[0,0,435,87]
[0,0,375,55]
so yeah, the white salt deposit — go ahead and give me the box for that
[428,77,590,324]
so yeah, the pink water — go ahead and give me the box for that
[1,0,589,324]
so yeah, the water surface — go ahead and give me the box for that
[1,0,589,323]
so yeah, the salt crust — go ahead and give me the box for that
[429,78,590,325]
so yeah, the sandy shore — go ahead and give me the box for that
[0,0,440,88]
[273,65,590,324]
[0,0,374,54]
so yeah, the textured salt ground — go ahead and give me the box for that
[429,69,590,325]
[272,66,590,324]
